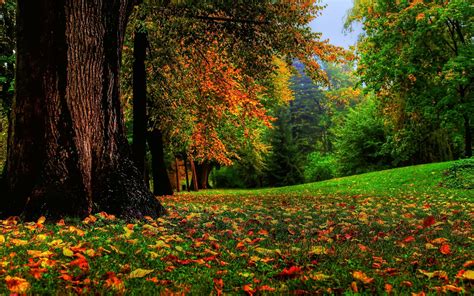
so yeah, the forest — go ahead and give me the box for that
[0,0,472,294]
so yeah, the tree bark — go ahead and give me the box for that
[1,0,165,220]
[194,162,212,189]
[132,29,148,176]
[175,157,180,192]
[184,156,190,192]
[147,128,173,196]
[190,159,199,191]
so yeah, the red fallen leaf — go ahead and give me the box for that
[70,256,89,271]
[213,278,224,296]
[176,259,193,265]
[277,266,303,278]
[104,272,125,292]
[439,244,451,255]
[258,285,275,292]
[402,236,415,243]
[59,274,73,281]
[258,229,269,236]
[29,267,47,279]
[400,281,413,287]
[249,238,262,245]
[358,244,369,252]
[455,269,465,278]
[384,268,398,276]
[423,216,435,228]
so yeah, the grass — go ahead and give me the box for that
[0,160,472,294]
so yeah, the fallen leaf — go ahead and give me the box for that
[5,276,30,293]
[353,271,374,284]
[129,268,154,278]
[439,244,451,255]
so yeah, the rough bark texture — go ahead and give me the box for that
[132,29,148,175]
[1,0,165,220]
[147,128,173,196]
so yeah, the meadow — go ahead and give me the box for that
[0,161,472,294]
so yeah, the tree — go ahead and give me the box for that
[348,0,473,161]
[1,0,165,220]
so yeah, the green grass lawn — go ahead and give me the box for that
[0,161,472,294]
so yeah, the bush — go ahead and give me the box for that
[304,152,336,182]
[333,97,392,176]
[210,166,248,189]
[441,158,474,189]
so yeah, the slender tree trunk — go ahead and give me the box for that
[190,159,199,191]
[464,114,472,158]
[147,128,173,196]
[184,156,190,192]
[175,157,180,192]
[1,0,165,220]
[132,29,148,176]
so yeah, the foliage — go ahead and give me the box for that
[0,106,6,169]
[0,0,15,115]
[121,0,350,168]
[333,96,392,176]
[0,161,472,294]
[265,106,304,187]
[441,158,474,189]
[349,0,474,160]
[304,151,336,182]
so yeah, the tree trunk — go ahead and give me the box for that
[194,162,212,189]
[147,128,173,196]
[464,114,472,158]
[175,157,180,192]
[1,0,165,220]
[184,156,190,192]
[190,159,199,191]
[132,29,148,176]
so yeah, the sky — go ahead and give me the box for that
[310,0,363,49]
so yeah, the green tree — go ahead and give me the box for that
[349,0,473,161]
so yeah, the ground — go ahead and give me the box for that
[0,161,472,294]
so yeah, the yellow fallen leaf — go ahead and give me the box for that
[63,247,74,257]
[27,250,53,258]
[0,235,5,244]
[37,216,46,225]
[353,271,374,284]
[309,246,327,255]
[11,239,28,246]
[175,246,183,252]
[310,272,330,281]
[129,268,154,278]
[461,270,474,281]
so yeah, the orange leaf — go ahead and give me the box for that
[278,266,303,278]
[213,278,224,296]
[385,283,393,293]
[402,236,415,243]
[258,285,275,292]
[243,284,256,295]
[5,276,30,293]
[352,271,374,284]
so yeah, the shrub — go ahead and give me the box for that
[304,152,336,182]
[441,158,474,189]
[333,97,392,176]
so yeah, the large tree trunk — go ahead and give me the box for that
[1,0,165,220]
[132,29,148,176]
[147,128,173,196]
[192,161,212,190]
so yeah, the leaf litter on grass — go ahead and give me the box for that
[0,187,472,294]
